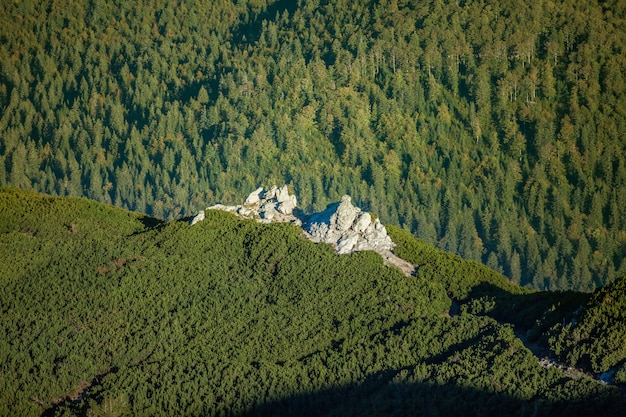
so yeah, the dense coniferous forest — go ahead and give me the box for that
[0,0,625,291]
[1,188,625,416]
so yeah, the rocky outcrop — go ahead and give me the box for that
[202,185,301,225]
[304,195,395,255]
[192,185,415,275]
[190,210,205,225]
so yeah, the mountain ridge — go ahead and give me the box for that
[1,187,624,416]
[197,185,416,275]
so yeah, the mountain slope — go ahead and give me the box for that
[1,188,624,416]
[549,275,626,383]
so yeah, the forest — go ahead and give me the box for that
[1,187,625,416]
[0,0,625,292]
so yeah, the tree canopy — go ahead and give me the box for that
[1,0,625,291]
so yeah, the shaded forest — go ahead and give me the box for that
[1,0,625,291]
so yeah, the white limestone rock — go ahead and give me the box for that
[190,210,205,225]
[195,186,415,274]
[307,221,330,242]
[353,212,372,233]
[260,203,277,222]
[277,194,297,215]
[332,196,358,231]
[304,195,395,254]
[263,186,279,200]
[275,185,291,203]
[203,187,394,256]
[244,187,265,205]
[208,203,238,214]
[237,206,256,218]
[337,233,360,254]
[207,185,300,225]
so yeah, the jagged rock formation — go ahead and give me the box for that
[304,195,395,255]
[193,186,416,275]
[203,185,301,225]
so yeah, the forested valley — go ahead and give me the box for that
[1,188,625,416]
[1,0,625,292]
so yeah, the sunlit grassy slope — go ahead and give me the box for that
[0,188,623,416]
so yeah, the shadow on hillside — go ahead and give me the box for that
[233,0,298,44]
[461,282,591,338]
[138,215,164,229]
[129,215,167,236]
[232,371,624,417]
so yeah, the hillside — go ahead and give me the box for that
[1,0,625,292]
[549,275,626,383]
[1,188,624,416]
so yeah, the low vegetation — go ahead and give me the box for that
[549,275,626,383]
[1,188,624,416]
